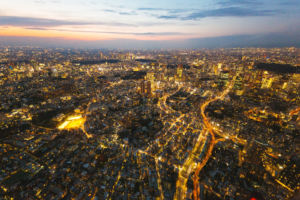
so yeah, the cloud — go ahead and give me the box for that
[134,32,187,36]
[148,3,280,21]
[138,8,166,11]
[138,7,189,13]
[168,9,190,14]
[157,15,179,19]
[0,15,169,28]
[119,11,137,15]
[139,7,191,19]
[103,9,116,12]
[0,16,91,27]
[152,6,278,20]
[24,27,186,36]
[0,32,299,49]
[181,7,278,20]
[218,0,263,6]
[26,27,48,30]
[0,16,134,27]
[119,12,131,15]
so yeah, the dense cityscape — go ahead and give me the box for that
[0,46,300,200]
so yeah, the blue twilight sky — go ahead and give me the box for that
[0,0,300,48]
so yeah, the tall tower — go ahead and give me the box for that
[52,68,58,77]
[284,79,293,92]
[147,71,155,85]
[213,65,218,75]
[177,64,183,78]
[147,81,151,94]
[255,70,263,87]
[141,81,145,93]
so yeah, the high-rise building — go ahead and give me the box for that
[218,63,223,69]
[52,68,58,77]
[233,76,243,90]
[283,79,293,92]
[244,73,251,82]
[31,61,39,72]
[254,70,263,87]
[150,62,159,71]
[162,64,168,73]
[218,70,229,87]
[146,72,155,84]
[292,74,300,82]
[154,89,163,98]
[261,76,274,89]
[25,65,34,77]
[174,74,179,82]
[141,81,145,93]
[177,64,183,78]
[213,65,218,75]
[141,81,151,94]
[147,81,151,94]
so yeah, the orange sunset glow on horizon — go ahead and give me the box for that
[0,0,299,48]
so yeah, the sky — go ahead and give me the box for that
[0,0,300,48]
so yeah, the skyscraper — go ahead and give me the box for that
[177,64,183,78]
[52,68,58,77]
[261,76,274,89]
[31,61,39,72]
[147,81,151,94]
[147,72,155,84]
[141,81,151,94]
[141,81,145,93]
[255,70,263,87]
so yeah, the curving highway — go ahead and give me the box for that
[192,79,235,200]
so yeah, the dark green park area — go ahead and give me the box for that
[2,170,32,188]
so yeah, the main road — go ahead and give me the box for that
[174,79,235,200]
[174,129,208,200]
[193,79,235,200]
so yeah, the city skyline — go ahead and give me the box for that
[1,0,300,48]
[1,1,300,199]
[0,47,299,200]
